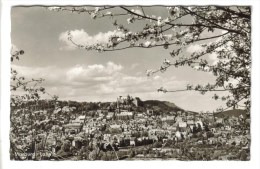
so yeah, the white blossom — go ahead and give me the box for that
[90,12,97,19]
[146,69,154,76]
[163,17,170,23]
[143,41,152,47]
[106,11,112,15]
[163,59,171,65]
[151,41,156,47]
[157,16,165,27]
[163,34,173,41]
[95,7,100,12]
[127,17,134,24]
[47,7,61,11]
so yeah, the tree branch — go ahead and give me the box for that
[120,6,211,28]
[182,7,243,35]
[216,6,250,20]
[164,86,249,93]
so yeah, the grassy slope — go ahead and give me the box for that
[142,100,184,113]
[215,109,247,118]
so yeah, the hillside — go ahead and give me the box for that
[142,100,184,114]
[215,109,247,118]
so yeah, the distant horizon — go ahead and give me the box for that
[22,95,241,113]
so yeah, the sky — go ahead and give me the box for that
[11,6,227,112]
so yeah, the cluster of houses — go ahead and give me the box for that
[10,96,250,160]
[53,96,249,160]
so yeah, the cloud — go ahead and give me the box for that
[11,62,186,103]
[59,29,124,50]
[186,44,203,53]
[153,75,160,80]
[187,43,232,66]
[66,61,123,82]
